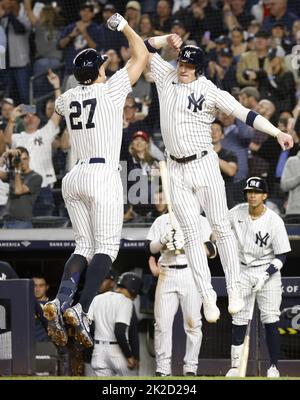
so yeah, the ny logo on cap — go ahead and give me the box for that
[83,61,93,67]
[184,50,192,58]
[249,180,260,188]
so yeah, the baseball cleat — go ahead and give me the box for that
[63,303,93,348]
[184,372,196,376]
[202,297,220,323]
[155,372,170,377]
[43,299,68,346]
[227,289,244,315]
[225,368,239,377]
[267,365,280,378]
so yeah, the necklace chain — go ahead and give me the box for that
[250,206,266,220]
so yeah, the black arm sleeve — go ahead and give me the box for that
[144,240,152,256]
[114,322,132,359]
[128,305,140,360]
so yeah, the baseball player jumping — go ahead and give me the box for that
[43,13,148,347]
[87,272,143,376]
[144,34,293,323]
[226,177,291,378]
[147,213,217,377]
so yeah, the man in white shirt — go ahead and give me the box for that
[88,272,143,376]
[3,70,61,215]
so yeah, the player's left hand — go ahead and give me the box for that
[252,272,270,293]
[167,34,183,51]
[148,256,161,277]
[107,13,128,32]
[127,356,136,369]
[166,229,184,251]
[47,69,60,88]
[277,131,294,151]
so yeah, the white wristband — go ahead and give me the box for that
[271,258,283,270]
[152,35,169,49]
[117,18,128,32]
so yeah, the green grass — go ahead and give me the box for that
[1,376,300,380]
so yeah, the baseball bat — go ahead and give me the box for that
[238,296,256,377]
[159,160,181,255]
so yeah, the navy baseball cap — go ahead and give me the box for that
[215,35,231,45]
[255,30,270,39]
[220,47,233,58]
[103,3,116,12]
[171,19,185,29]
[244,177,268,194]
[105,269,116,281]
[80,2,94,12]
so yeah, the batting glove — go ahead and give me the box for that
[166,230,185,251]
[252,272,270,293]
[107,13,128,32]
[160,229,173,245]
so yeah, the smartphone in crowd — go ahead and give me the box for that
[20,104,37,115]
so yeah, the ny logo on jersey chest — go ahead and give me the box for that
[188,93,205,112]
[34,136,43,146]
[255,231,270,247]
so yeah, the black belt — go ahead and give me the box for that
[95,340,118,345]
[241,262,269,267]
[170,151,208,164]
[161,264,187,269]
[76,157,105,165]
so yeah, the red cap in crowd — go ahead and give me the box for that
[132,131,149,142]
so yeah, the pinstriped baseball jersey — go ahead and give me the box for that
[147,213,212,266]
[149,54,242,301]
[88,291,134,376]
[150,53,241,158]
[12,120,59,187]
[233,264,282,325]
[55,68,132,164]
[88,292,133,341]
[56,68,132,261]
[229,204,291,267]
[148,213,206,375]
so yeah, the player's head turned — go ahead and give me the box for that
[73,48,108,85]
[116,272,143,300]
[177,45,205,83]
[243,177,268,205]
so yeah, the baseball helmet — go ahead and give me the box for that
[243,177,268,194]
[73,48,108,85]
[117,272,143,296]
[177,45,205,76]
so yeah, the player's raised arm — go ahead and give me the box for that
[145,33,183,62]
[107,13,147,85]
[216,89,294,151]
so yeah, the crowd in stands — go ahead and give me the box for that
[0,0,300,227]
